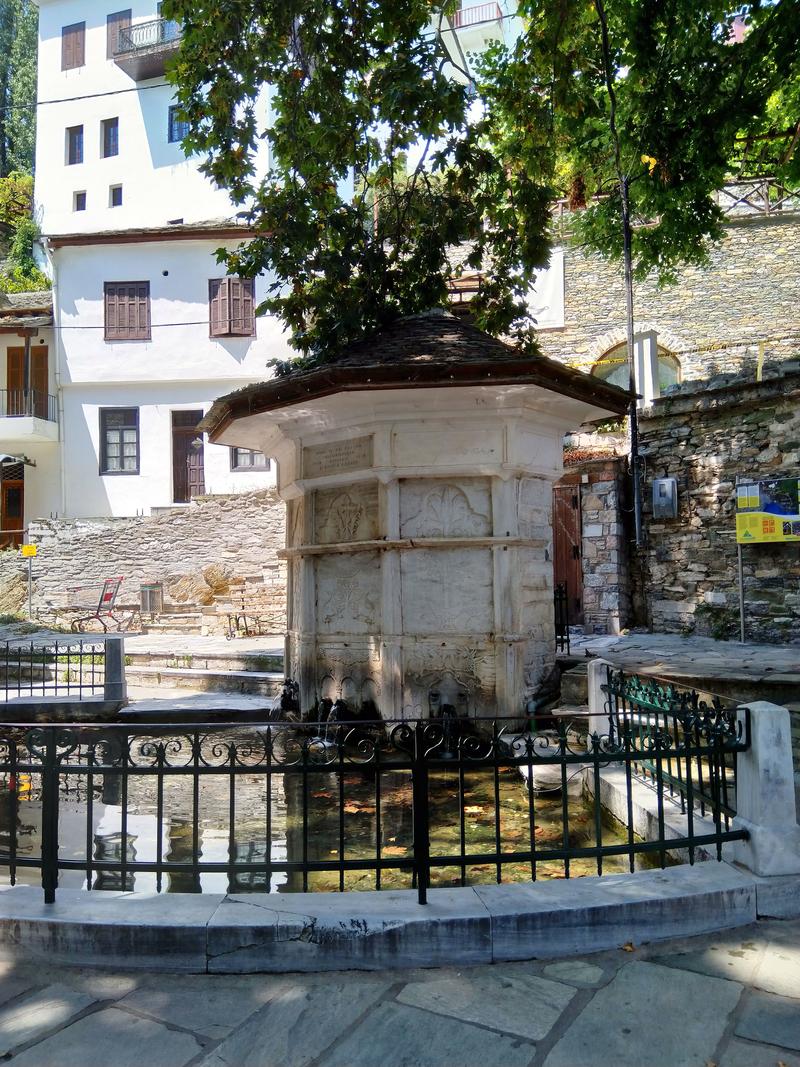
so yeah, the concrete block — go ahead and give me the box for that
[474,863,756,962]
[733,701,800,876]
[206,887,492,973]
[0,886,222,972]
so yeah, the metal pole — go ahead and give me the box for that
[27,556,32,620]
[621,176,644,547]
[737,542,746,643]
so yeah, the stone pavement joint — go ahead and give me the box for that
[0,918,795,1066]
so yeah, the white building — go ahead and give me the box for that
[9,0,280,531]
[1,0,560,537]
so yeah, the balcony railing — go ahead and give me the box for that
[0,389,57,424]
[452,2,503,28]
[114,17,182,80]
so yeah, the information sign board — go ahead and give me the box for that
[736,478,800,543]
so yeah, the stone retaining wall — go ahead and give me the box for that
[538,213,800,383]
[635,370,800,643]
[0,490,287,628]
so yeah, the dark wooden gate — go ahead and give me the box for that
[553,481,583,626]
[171,410,205,503]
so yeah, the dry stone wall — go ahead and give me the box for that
[635,370,800,643]
[0,490,287,629]
[538,213,800,382]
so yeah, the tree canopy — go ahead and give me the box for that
[165,0,799,366]
[0,0,37,177]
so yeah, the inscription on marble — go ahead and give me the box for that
[302,435,374,479]
[315,483,379,544]
[400,478,491,538]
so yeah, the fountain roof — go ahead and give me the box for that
[201,310,632,441]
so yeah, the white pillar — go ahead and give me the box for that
[634,330,659,408]
[732,701,800,876]
[587,658,613,725]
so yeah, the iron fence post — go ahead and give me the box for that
[40,728,60,904]
[412,721,430,905]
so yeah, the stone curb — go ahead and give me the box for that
[0,862,765,974]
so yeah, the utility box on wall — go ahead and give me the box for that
[652,477,679,519]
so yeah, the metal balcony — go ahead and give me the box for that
[114,17,182,81]
[0,390,59,444]
[452,2,503,28]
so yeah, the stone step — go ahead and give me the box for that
[124,665,284,695]
[125,649,284,673]
[559,662,589,705]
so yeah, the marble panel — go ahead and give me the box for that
[400,548,493,635]
[316,643,382,703]
[402,642,495,716]
[315,483,379,544]
[316,553,381,635]
[400,478,491,538]
[392,427,504,469]
[518,476,552,540]
[302,435,373,479]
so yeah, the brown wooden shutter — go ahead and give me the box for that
[209,278,227,337]
[105,282,150,340]
[107,10,132,58]
[62,23,85,70]
[229,278,255,336]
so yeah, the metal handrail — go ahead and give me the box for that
[115,17,181,55]
[0,389,57,423]
[452,2,503,28]
[0,701,749,904]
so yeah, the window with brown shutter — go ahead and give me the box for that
[208,277,256,337]
[62,22,86,71]
[104,282,151,341]
[107,10,132,58]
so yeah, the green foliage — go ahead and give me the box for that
[0,0,37,176]
[164,0,552,368]
[0,176,49,292]
[478,0,799,283]
[0,170,33,229]
[166,0,797,367]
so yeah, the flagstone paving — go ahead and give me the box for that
[0,918,797,1066]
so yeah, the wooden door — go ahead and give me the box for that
[1,480,24,547]
[6,346,48,417]
[553,482,583,626]
[171,410,205,503]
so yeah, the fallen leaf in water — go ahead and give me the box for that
[329,850,338,855]
[382,846,407,856]
[343,803,361,814]
[464,805,484,814]
[387,836,397,842]
[622,942,636,952]
[311,791,332,799]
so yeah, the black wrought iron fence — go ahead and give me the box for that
[603,667,749,845]
[0,702,749,904]
[554,582,570,654]
[0,641,106,702]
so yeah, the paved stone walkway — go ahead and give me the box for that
[575,631,800,683]
[0,918,797,1066]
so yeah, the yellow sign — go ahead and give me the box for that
[736,479,800,544]
[20,544,37,558]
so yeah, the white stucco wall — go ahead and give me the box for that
[51,236,290,516]
[35,0,270,234]
[61,383,274,517]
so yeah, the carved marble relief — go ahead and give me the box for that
[316,552,381,634]
[400,548,493,634]
[316,644,382,704]
[402,643,495,717]
[314,483,380,544]
[400,478,491,538]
